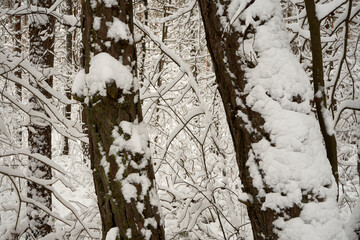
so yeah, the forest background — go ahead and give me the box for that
[0,0,359,239]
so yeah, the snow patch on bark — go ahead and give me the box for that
[107,18,133,43]
[105,227,119,240]
[72,53,133,103]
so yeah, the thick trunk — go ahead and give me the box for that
[27,0,55,237]
[77,0,165,239]
[198,3,282,237]
[198,0,343,239]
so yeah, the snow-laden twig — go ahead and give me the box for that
[158,0,196,24]
[0,168,100,238]
[0,152,65,174]
[0,1,80,28]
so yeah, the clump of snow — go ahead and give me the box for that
[121,173,151,202]
[141,228,152,240]
[109,122,150,157]
[103,0,117,8]
[122,182,138,203]
[107,18,133,43]
[72,52,134,103]
[105,227,119,240]
[107,122,154,204]
[93,17,101,30]
[126,228,132,238]
[99,144,109,175]
[145,217,158,229]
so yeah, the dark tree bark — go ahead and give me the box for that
[13,0,22,171]
[198,0,342,239]
[304,0,338,185]
[75,0,165,239]
[14,0,22,100]
[198,3,282,238]
[27,0,55,237]
[62,0,73,156]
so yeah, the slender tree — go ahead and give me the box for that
[27,0,55,237]
[73,0,165,239]
[14,0,21,100]
[62,0,73,155]
[304,0,338,185]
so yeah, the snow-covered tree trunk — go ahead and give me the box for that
[27,0,55,237]
[73,0,165,239]
[198,0,346,239]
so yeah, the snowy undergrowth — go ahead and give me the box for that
[51,154,100,239]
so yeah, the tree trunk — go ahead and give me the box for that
[27,0,55,237]
[76,0,165,239]
[14,0,22,153]
[14,0,21,100]
[198,0,344,239]
[62,0,73,156]
[304,0,338,185]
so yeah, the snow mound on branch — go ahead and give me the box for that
[238,0,347,239]
[72,52,133,102]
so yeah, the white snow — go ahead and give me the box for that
[107,18,133,43]
[223,0,349,238]
[109,122,150,157]
[102,0,117,8]
[126,228,132,238]
[93,17,101,30]
[122,182,138,203]
[72,52,134,102]
[346,199,360,240]
[316,0,347,20]
[105,227,119,240]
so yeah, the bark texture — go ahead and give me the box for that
[198,2,283,238]
[14,0,22,100]
[78,0,165,239]
[198,0,341,239]
[304,0,338,185]
[63,0,73,155]
[27,0,55,237]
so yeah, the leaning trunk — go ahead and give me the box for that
[198,0,345,239]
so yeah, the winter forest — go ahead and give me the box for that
[0,0,359,239]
